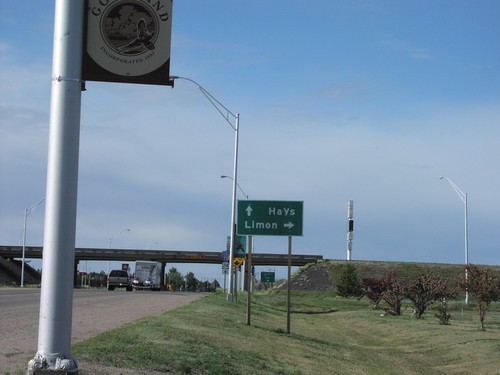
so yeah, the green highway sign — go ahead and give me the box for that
[237,200,303,236]
[261,271,275,283]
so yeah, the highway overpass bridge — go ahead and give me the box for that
[0,245,322,266]
[0,245,323,286]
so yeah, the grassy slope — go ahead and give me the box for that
[329,259,500,279]
[291,260,500,296]
[71,290,500,375]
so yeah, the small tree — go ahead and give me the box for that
[185,272,199,292]
[434,298,451,325]
[167,267,184,290]
[360,277,385,309]
[460,264,500,331]
[380,271,405,316]
[89,271,107,287]
[404,272,453,319]
[336,263,361,298]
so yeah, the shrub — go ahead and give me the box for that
[459,264,500,330]
[380,271,404,316]
[360,277,385,309]
[403,272,453,319]
[336,263,361,298]
[434,299,451,325]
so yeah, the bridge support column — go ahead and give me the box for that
[74,260,79,287]
[161,262,167,291]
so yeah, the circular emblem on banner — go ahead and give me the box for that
[86,0,172,78]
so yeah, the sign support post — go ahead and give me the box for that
[287,236,292,334]
[237,200,303,334]
[246,235,253,325]
[28,0,84,373]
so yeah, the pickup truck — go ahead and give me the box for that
[107,270,132,291]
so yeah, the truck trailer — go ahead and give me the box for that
[132,261,162,291]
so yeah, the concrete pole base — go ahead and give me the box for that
[27,354,78,375]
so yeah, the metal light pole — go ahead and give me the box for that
[440,176,469,304]
[107,228,131,275]
[21,198,45,287]
[170,76,240,302]
[28,0,84,372]
[221,175,249,293]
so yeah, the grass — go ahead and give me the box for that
[71,290,500,375]
[4,350,23,359]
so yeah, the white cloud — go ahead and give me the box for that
[380,39,435,60]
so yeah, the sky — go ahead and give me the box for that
[1,1,499,283]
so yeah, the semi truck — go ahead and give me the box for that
[131,261,162,291]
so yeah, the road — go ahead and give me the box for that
[0,288,205,373]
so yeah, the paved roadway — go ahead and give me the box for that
[0,287,205,373]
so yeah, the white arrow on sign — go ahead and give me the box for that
[284,222,295,230]
[246,205,253,217]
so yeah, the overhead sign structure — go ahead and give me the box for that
[237,200,303,236]
[83,0,174,86]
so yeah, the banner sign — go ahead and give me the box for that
[234,236,246,258]
[83,0,173,86]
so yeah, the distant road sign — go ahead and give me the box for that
[261,271,275,283]
[234,258,245,267]
[237,200,303,236]
[187,255,205,260]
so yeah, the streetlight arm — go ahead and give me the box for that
[440,177,466,204]
[170,76,237,131]
[26,198,46,216]
[221,175,249,199]
[236,185,249,200]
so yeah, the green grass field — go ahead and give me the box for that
[72,290,500,375]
